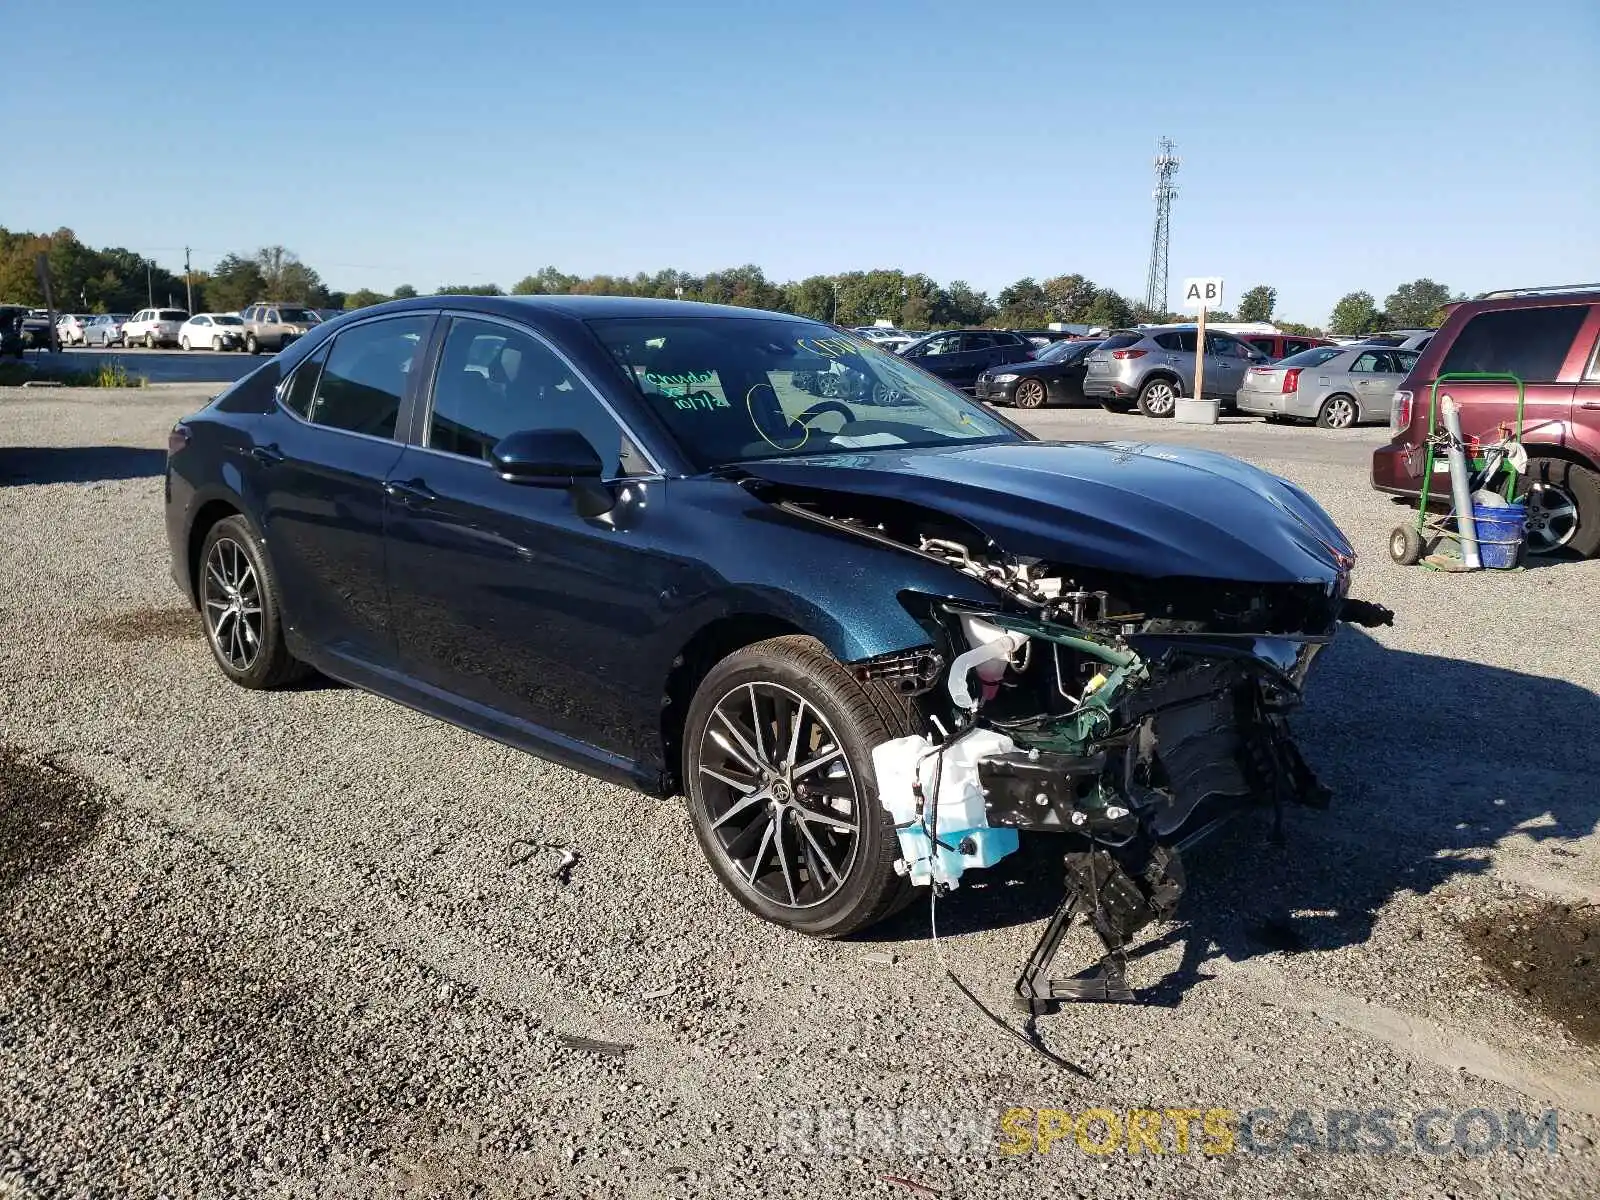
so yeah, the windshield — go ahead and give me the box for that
[1276,345,1346,369]
[588,315,1019,471]
[213,315,243,326]
[279,308,319,323]
[1036,340,1091,363]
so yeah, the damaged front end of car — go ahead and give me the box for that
[744,454,1394,1009]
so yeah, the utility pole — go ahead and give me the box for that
[184,246,193,314]
[1144,138,1180,315]
[146,259,154,308]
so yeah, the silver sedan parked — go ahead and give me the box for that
[1236,344,1419,429]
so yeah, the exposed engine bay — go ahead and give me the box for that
[762,482,1395,1008]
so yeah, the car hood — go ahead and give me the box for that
[733,440,1355,584]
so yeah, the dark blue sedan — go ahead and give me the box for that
[165,295,1389,976]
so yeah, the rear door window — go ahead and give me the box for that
[306,316,431,439]
[1438,306,1589,382]
[1351,351,1383,373]
[1284,339,1312,356]
[1154,331,1197,352]
[960,333,996,351]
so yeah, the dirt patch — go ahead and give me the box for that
[1463,901,1600,1046]
[0,745,107,897]
[82,605,199,643]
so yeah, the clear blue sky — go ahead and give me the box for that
[4,0,1595,324]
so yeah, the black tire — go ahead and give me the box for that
[1013,378,1048,409]
[246,333,260,355]
[1524,457,1600,558]
[144,333,156,350]
[1137,376,1179,418]
[683,634,918,938]
[1389,523,1425,566]
[1317,393,1357,429]
[197,515,312,689]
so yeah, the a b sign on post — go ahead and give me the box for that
[1181,277,1224,311]
[1180,276,1223,413]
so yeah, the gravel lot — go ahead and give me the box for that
[2,386,1597,1199]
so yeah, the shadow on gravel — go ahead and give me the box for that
[82,605,201,642]
[861,630,1600,1029]
[0,746,106,898]
[0,445,166,485]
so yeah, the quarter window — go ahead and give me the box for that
[426,317,628,476]
[280,343,329,418]
[1439,306,1588,381]
[305,316,429,438]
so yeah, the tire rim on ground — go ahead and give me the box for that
[698,681,861,910]
[1016,380,1046,408]
[1145,383,1174,414]
[1524,481,1579,554]
[202,537,263,671]
[1325,397,1355,428]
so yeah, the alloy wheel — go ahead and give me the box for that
[1143,382,1175,415]
[697,681,861,910]
[1015,379,1046,408]
[1524,481,1578,554]
[1324,396,1355,428]
[202,537,264,671]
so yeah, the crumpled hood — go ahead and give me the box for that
[735,440,1355,584]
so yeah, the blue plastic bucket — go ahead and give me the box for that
[1472,502,1526,569]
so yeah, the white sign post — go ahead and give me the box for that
[1180,277,1224,405]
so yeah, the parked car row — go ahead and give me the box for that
[49,302,324,353]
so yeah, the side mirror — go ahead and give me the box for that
[490,428,604,487]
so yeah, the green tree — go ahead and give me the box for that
[1330,291,1384,335]
[434,282,504,296]
[994,277,1049,327]
[1042,273,1098,323]
[1084,289,1134,329]
[1384,278,1452,328]
[780,275,837,321]
[344,288,389,310]
[253,246,328,305]
[934,280,992,327]
[1237,285,1277,323]
[196,253,265,313]
[391,284,419,299]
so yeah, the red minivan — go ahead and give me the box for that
[1371,286,1600,557]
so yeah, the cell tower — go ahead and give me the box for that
[1144,138,1180,314]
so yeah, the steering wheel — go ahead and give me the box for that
[794,400,853,426]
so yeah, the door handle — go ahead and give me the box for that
[248,444,285,467]
[1580,401,1600,410]
[383,478,438,507]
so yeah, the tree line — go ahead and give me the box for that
[1,226,1459,335]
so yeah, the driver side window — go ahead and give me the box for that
[426,317,629,477]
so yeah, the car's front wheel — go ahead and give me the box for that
[1137,377,1178,417]
[246,333,260,354]
[683,635,917,938]
[198,515,312,689]
[1014,378,1048,409]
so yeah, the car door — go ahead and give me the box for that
[1355,350,1412,421]
[906,333,967,387]
[1345,349,1390,418]
[382,313,675,758]
[252,313,435,665]
[1202,333,1245,398]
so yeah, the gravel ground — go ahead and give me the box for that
[2,387,1597,1199]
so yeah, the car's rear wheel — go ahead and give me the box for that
[683,635,917,938]
[1317,394,1357,429]
[1524,458,1600,557]
[198,515,312,689]
[180,336,190,351]
[1137,377,1178,418]
[1014,378,1048,409]
[144,333,155,349]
